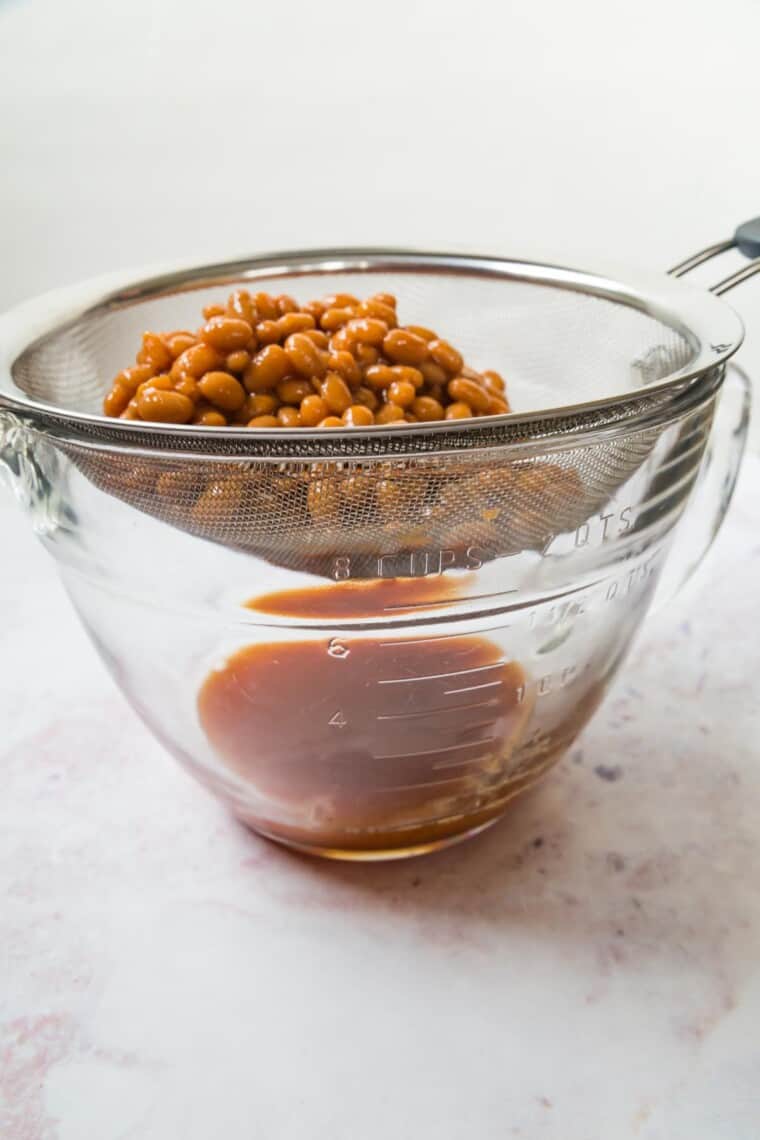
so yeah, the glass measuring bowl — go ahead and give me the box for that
[0,248,753,858]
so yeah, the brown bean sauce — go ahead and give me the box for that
[197,577,530,847]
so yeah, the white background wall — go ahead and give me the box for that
[2,0,760,441]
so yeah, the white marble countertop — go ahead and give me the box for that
[2,450,760,1138]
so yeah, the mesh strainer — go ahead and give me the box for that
[1,228,758,579]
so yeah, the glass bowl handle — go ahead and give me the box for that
[653,363,751,611]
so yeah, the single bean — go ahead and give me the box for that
[344,317,388,346]
[357,299,397,327]
[375,403,405,424]
[166,333,197,359]
[365,364,396,391]
[248,393,277,416]
[276,312,315,338]
[445,401,473,419]
[387,380,416,408]
[448,377,491,413]
[429,338,463,375]
[174,376,199,401]
[317,416,345,428]
[171,343,222,380]
[405,324,437,342]
[285,332,327,378]
[412,395,445,421]
[275,294,299,315]
[198,371,247,412]
[200,316,254,352]
[483,369,506,393]
[322,293,359,308]
[299,394,329,427]
[254,292,280,321]
[383,328,429,364]
[342,404,374,426]
[248,414,280,427]
[244,345,291,391]
[328,350,362,386]
[487,395,510,415]
[103,382,131,417]
[193,406,227,426]
[390,365,424,389]
[371,292,397,309]
[255,320,282,345]
[202,303,226,319]
[418,360,448,387]
[137,388,195,423]
[303,328,329,349]
[226,290,256,324]
[320,372,353,413]
[320,307,356,332]
[353,385,379,411]
[226,349,251,373]
[354,344,379,368]
[137,333,172,373]
[277,377,314,404]
[278,406,301,427]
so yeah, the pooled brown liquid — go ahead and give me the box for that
[198,578,532,853]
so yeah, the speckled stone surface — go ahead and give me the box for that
[2,457,760,1140]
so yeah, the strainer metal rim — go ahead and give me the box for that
[0,247,744,457]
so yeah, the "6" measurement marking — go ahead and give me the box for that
[327,638,350,659]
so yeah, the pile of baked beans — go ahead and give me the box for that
[102,289,510,428]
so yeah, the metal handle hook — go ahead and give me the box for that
[669,216,760,295]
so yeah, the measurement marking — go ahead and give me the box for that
[432,753,494,771]
[381,589,518,613]
[375,699,500,721]
[374,737,497,761]
[377,661,505,686]
[445,679,504,695]
[381,630,507,648]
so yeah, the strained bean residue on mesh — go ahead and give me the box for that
[102,289,510,427]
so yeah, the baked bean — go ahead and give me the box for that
[285,332,327,378]
[429,339,463,375]
[448,377,491,413]
[317,416,345,428]
[487,395,510,415]
[445,401,472,419]
[197,371,246,412]
[344,317,388,346]
[357,299,397,327]
[276,312,315,338]
[390,365,424,389]
[227,290,256,324]
[375,403,405,424]
[383,328,429,365]
[371,292,397,309]
[166,333,197,359]
[171,343,221,380]
[174,376,200,401]
[322,293,359,308]
[226,350,251,373]
[320,307,356,332]
[139,374,173,392]
[353,385,379,411]
[193,478,243,521]
[328,350,361,386]
[299,394,329,427]
[137,388,194,423]
[137,333,172,373]
[116,363,155,393]
[406,325,437,342]
[412,396,445,421]
[254,293,280,321]
[276,294,299,315]
[255,320,282,346]
[365,364,396,391]
[354,344,379,369]
[302,299,326,320]
[342,404,374,426]
[193,406,227,426]
[201,316,254,351]
[248,393,278,416]
[418,360,448,387]
[483,369,506,393]
[244,345,291,391]
[248,414,280,427]
[327,327,352,353]
[103,381,131,417]
[121,400,141,420]
[278,406,301,427]
[277,377,314,404]
[320,372,353,414]
[404,413,418,423]
[202,303,226,319]
[303,329,329,349]
[387,380,416,408]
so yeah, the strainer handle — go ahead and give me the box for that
[670,216,760,294]
[652,362,751,612]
